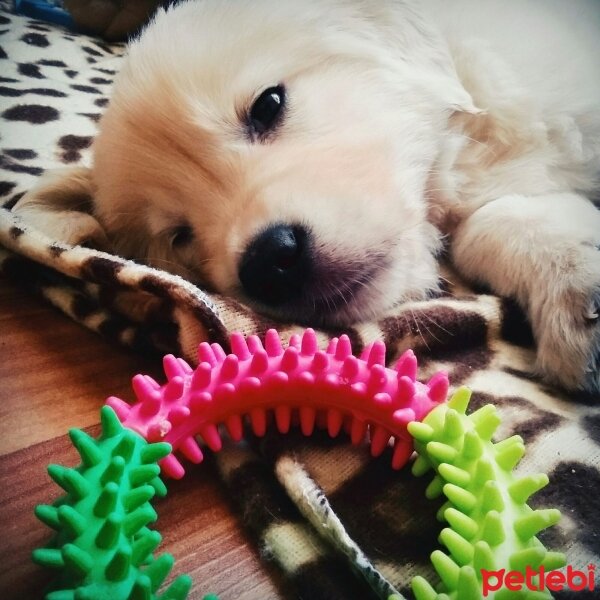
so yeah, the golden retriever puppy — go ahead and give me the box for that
[15,0,600,393]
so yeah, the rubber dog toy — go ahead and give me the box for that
[404,387,565,600]
[32,406,193,600]
[106,328,450,478]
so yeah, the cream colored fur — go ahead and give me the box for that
[15,0,600,393]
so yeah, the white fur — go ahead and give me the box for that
[15,0,600,393]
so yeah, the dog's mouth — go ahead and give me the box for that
[239,248,393,326]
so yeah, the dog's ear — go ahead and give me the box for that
[12,166,110,249]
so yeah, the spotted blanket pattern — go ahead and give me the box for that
[1,5,599,599]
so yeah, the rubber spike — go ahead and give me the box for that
[481,480,505,513]
[426,475,444,499]
[462,430,484,459]
[48,465,89,499]
[129,574,152,600]
[350,418,367,445]
[62,543,93,578]
[473,541,496,572]
[473,458,495,486]
[513,509,561,541]
[199,424,222,452]
[106,547,132,582]
[411,454,431,477]
[197,342,216,366]
[407,421,434,444]
[106,396,132,421]
[158,575,193,600]
[311,350,329,371]
[326,337,338,355]
[341,355,360,380]
[35,504,60,530]
[32,548,64,568]
[397,376,416,405]
[250,408,267,437]
[95,482,119,517]
[367,364,387,393]
[469,405,500,441]
[542,551,567,570]
[230,332,251,360]
[366,340,386,367]
[455,566,481,600]
[281,347,300,372]
[427,441,458,464]
[439,528,474,565]
[299,406,316,436]
[249,349,269,375]
[191,362,212,390]
[394,349,417,381]
[438,463,470,487]
[392,407,416,427]
[124,485,156,512]
[69,429,102,467]
[288,333,301,349]
[301,328,318,356]
[509,547,545,571]
[428,372,449,404]
[211,343,226,362]
[140,442,171,465]
[496,442,526,471]
[391,437,413,469]
[179,437,204,464]
[443,484,477,513]
[335,334,352,359]
[265,329,283,356]
[444,508,478,541]
[327,408,344,437]
[220,354,239,380]
[101,456,126,485]
[57,505,86,538]
[113,431,137,461]
[96,513,123,549]
[443,410,464,439]
[144,553,174,591]
[132,530,162,567]
[123,505,157,537]
[225,413,244,441]
[411,576,438,600]
[447,387,471,414]
[370,425,391,457]
[164,377,184,401]
[100,405,123,438]
[246,334,263,353]
[159,455,185,480]
[481,510,506,546]
[431,550,460,590]
[163,354,185,380]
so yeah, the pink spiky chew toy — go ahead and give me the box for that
[106,328,449,479]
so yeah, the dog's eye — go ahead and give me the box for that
[248,85,285,138]
[171,225,194,248]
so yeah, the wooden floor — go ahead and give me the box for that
[0,279,284,599]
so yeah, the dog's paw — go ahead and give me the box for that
[534,242,600,396]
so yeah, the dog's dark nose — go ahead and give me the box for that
[239,224,310,306]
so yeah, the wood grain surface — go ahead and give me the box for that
[0,280,285,599]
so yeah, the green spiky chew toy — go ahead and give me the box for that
[405,387,566,600]
[32,406,192,600]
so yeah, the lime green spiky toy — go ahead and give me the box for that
[32,406,192,600]
[402,387,565,600]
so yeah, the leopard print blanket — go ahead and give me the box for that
[1,5,598,599]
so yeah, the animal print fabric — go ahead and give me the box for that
[1,5,599,599]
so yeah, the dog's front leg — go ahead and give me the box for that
[450,192,600,394]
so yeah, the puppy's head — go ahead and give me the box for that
[92,0,477,324]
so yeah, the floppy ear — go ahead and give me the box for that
[12,166,110,249]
